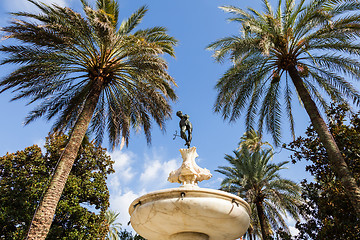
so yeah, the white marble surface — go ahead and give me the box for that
[170,232,209,240]
[129,187,251,240]
[168,147,212,186]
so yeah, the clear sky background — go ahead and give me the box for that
[0,0,331,236]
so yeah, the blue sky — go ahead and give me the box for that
[0,0,321,235]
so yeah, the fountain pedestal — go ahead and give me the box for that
[170,232,209,240]
[129,147,251,240]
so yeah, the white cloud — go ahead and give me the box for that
[289,226,300,236]
[107,150,136,191]
[109,188,148,227]
[34,138,46,153]
[107,174,121,189]
[3,0,67,12]
[110,150,135,171]
[109,190,142,226]
[283,215,302,237]
[163,159,179,176]
[120,167,134,182]
[140,158,178,188]
[106,148,180,230]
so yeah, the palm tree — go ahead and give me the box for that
[104,210,146,240]
[0,0,177,239]
[105,210,122,240]
[208,0,360,215]
[217,148,301,240]
[237,128,272,153]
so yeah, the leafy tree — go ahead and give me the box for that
[0,133,114,239]
[208,0,360,214]
[0,0,177,238]
[217,147,301,240]
[286,104,360,239]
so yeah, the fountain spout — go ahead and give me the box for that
[168,147,212,186]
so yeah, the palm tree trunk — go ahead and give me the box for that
[255,201,270,240]
[26,79,103,240]
[248,228,254,240]
[288,65,360,216]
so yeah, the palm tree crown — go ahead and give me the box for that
[237,128,272,153]
[208,0,360,143]
[1,0,177,148]
[217,148,301,239]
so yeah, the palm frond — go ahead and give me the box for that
[118,5,147,35]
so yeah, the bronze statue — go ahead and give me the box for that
[176,111,192,148]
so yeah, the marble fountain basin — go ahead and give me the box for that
[129,186,251,240]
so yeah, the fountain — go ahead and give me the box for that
[128,147,251,240]
[128,112,250,240]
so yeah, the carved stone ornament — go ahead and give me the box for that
[168,147,212,186]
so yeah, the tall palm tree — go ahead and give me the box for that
[217,148,301,240]
[105,210,122,240]
[208,0,360,215]
[0,0,177,239]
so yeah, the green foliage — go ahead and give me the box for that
[0,133,114,239]
[118,229,145,240]
[217,133,302,239]
[208,0,360,145]
[237,128,273,152]
[287,104,360,239]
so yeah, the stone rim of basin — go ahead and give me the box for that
[129,186,251,216]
